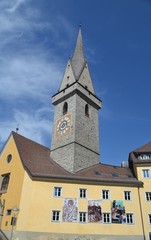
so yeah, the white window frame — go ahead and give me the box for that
[124,191,132,201]
[142,169,150,178]
[126,213,134,224]
[51,210,60,222]
[53,187,62,197]
[79,188,87,199]
[102,190,110,200]
[79,212,87,223]
[103,212,111,224]
[148,214,151,224]
[146,192,151,202]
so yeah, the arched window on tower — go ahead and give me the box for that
[85,104,89,117]
[63,102,68,115]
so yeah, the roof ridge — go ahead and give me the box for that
[71,27,86,80]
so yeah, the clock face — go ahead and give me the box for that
[56,114,71,136]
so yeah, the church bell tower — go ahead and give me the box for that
[50,28,102,173]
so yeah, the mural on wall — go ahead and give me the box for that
[88,200,102,223]
[111,200,126,223]
[62,198,78,222]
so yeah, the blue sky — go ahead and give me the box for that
[0,0,150,166]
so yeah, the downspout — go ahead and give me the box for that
[138,187,146,240]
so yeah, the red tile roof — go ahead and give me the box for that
[133,141,151,153]
[12,132,142,187]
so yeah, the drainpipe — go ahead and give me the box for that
[138,187,146,240]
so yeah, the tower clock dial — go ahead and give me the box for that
[56,114,71,136]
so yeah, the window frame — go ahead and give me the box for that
[124,191,132,201]
[53,187,62,198]
[126,213,134,224]
[79,212,87,223]
[102,190,110,200]
[0,174,10,192]
[79,188,87,199]
[103,212,111,224]
[146,192,151,202]
[51,210,60,222]
[148,214,151,224]
[142,169,150,178]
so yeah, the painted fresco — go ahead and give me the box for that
[62,198,78,222]
[88,200,102,223]
[111,200,126,223]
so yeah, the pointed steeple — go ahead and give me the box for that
[71,26,86,80]
[53,27,101,109]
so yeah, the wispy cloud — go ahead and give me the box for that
[0,0,73,149]
[6,0,26,12]
[0,107,52,149]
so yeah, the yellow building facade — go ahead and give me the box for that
[0,29,151,240]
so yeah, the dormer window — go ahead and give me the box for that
[139,154,151,160]
[63,102,68,115]
[85,104,89,117]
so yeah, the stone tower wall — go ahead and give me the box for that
[51,92,100,173]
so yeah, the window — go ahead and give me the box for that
[54,187,62,197]
[6,154,12,164]
[126,213,134,224]
[52,211,60,222]
[63,102,68,115]
[140,154,151,160]
[79,212,87,223]
[124,191,132,201]
[142,169,150,178]
[85,104,89,117]
[79,189,87,198]
[102,190,109,200]
[103,213,111,223]
[6,209,12,216]
[146,192,151,201]
[148,214,151,224]
[149,232,151,240]
[1,174,10,191]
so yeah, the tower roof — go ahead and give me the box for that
[71,27,86,80]
[53,27,102,109]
